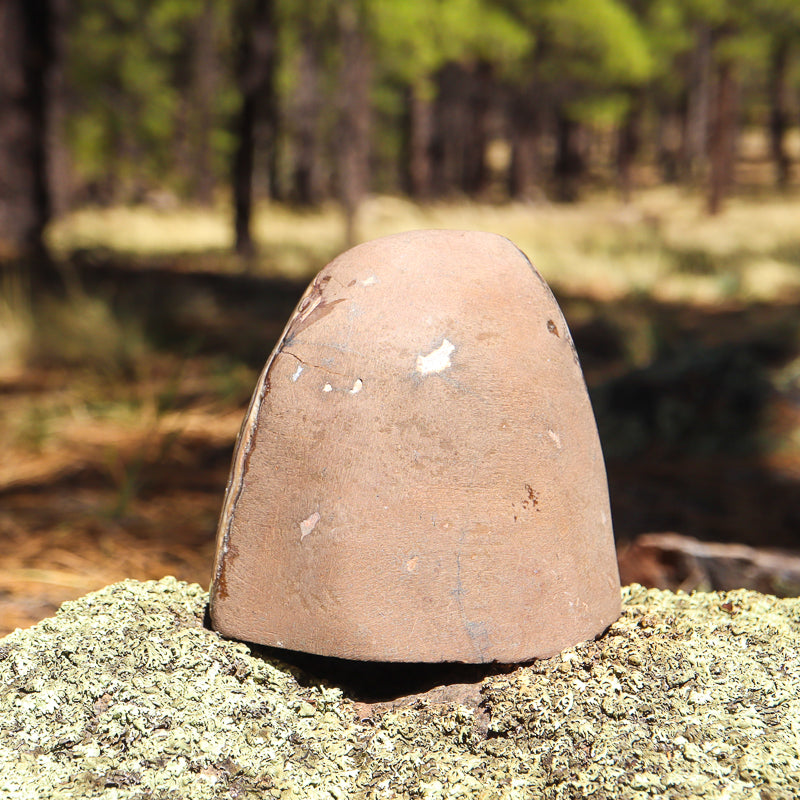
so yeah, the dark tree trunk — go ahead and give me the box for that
[707,58,737,215]
[402,82,433,199]
[48,0,70,217]
[232,0,277,256]
[431,64,464,197]
[336,1,371,247]
[768,36,792,191]
[430,62,492,198]
[0,0,55,261]
[681,24,712,183]
[553,109,584,202]
[508,84,542,202]
[655,105,682,184]
[616,91,644,203]
[290,20,323,206]
[191,0,219,206]
[462,61,492,196]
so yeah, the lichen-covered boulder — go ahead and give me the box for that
[210,230,619,663]
[2,579,800,799]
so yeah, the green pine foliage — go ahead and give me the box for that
[57,0,800,205]
[66,0,237,201]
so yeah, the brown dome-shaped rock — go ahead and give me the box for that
[210,230,620,663]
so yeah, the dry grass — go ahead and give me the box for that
[0,274,34,379]
[46,186,800,304]
[359,189,800,304]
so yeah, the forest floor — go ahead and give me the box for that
[2,186,800,635]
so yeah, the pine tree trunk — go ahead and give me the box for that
[431,63,470,197]
[403,81,433,199]
[336,1,371,247]
[0,0,54,260]
[462,61,492,196]
[48,0,70,218]
[232,0,277,256]
[430,62,493,198]
[682,24,712,183]
[655,105,681,183]
[508,85,541,202]
[767,36,791,191]
[290,22,323,206]
[616,92,643,203]
[707,59,737,215]
[553,110,584,203]
[191,0,218,206]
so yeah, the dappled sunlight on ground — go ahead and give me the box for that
[47,188,800,304]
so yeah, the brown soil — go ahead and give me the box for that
[0,408,233,634]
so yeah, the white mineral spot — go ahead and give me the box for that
[323,383,333,392]
[547,429,562,449]
[349,379,363,394]
[416,338,455,375]
[291,364,304,382]
[300,511,321,539]
[361,275,378,286]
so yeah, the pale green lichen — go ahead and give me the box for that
[1,578,799,798]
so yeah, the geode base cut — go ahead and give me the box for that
[210,230,620,662]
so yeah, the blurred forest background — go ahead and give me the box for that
[2,0,800,633]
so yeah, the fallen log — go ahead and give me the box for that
[618,531,800,596]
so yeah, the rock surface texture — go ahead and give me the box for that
[1,578,799,798]
[211,230,620,662]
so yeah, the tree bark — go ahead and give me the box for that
[48,0,70,218]
[508,84,542,202]
[655,105,681,184]
[190,0,219,206]
[616,91,643,203]
[767,36,791,191]
[402,81,433,200]
[0,0,55,260]
[682,24,712,183]
[431,62,494,198]
[462,61,492,196]
[336,0,371,247]
[553,109,584,203]
[707,58,737,215]
[290,20,323,206]
[431,63,467,197]
[232,0,277,256]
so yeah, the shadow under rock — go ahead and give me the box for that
[202,601,520,724]
[61,251,310,366]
